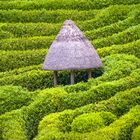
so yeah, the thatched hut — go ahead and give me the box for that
[42,20,102,86]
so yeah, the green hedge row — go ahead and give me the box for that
[0,0,139,10]
[35,86,140,139]
[0,36,55,50]
[1,54,139,91]
[60,105,140,140]
[1,22,140,51]
[0,9,97,23]
[0,85,33,115]
[0,22,61,38]
[85,9,140,40]
[0,5,138,39]
[0,26,139,51]
[0,109,27,140]
[132,126,140,140]
[92,25,140,49]
[20,69,140,139]
[0,64,41,78]
[97,40,140,58]
[64,54,140,93]
[0,49,47,72]
[1,73,139,140]
[78,4,140,31]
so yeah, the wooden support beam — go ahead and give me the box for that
[54,71,58,87]
[70,70,75,85]
[88,69,92,79]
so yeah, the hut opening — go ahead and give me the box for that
[42,20,103,86]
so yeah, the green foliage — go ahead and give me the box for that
[0,36,55,50]
[132,126,140,140]
[0,49,47,72]
[71,112,116,133]
[93,25,140,49]
[97,40,140,58]
[0,0,139,10]
[0,110,26,140]
[0,0,140,139]
[35,87,140,140]
[0,9,96,23]
[0,86,33,115]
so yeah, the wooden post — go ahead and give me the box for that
[70,70,75,85]
[54,71,58,87]
[88,69,92,79]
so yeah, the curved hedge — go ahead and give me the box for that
[0,49,47,72]
[0,7,139,39]
[20,69,140,139]
[85,9,140,40]
[132,126,140,140]
[0,85,33,115]
[64,54,140,93]
[60,105,140,140]
[1,54,139,91]
[92,25,140,49]
[0,9,97,23]
[34,86,140,140]
[97,40,140,58]
[0,0,139,10]
[0,36,55,50]
[71,112,116,133]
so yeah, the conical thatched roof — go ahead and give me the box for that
[42,20,102,71]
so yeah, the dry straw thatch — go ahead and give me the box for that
[42,20,102,71]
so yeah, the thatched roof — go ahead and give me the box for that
[42,20,102,71]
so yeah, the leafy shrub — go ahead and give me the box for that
[35,87,140,140]
[0,49,47,72]
[0,36,55,50]
[0,9,96,23]
[0,64,41,78]
[0,22,61,38]
[97,40,140,58]
[0,109,27,140]
[0,85,33,115]
[71,112,116,133]
[0,0,139,10]
[93,25,140,49]
[132,126,140,140]
[85,10,140,40]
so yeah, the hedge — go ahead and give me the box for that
[0,49,47,72]
[20,69,140,139]
[0,9,139,40]
[61,105,140,140]
[0,64,42,78]
[97,40,140,58]
[1,54,139,91]
[0,0,139,10]
[71,112,116,133]
[78,4,140,31]
[0,36,55,50]
[35,86,140,140]
[85,9,140,40]
[0,22,61,38]
[1,76,139,139]
[132,126,140,140]
[0,109,27,140]
[0,85,33,115]
[62,68,140,109]
[92,25,140,49]
[0,9,97,23]
[64,54,140,93]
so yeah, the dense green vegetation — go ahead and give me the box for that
[0,0,140,140]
